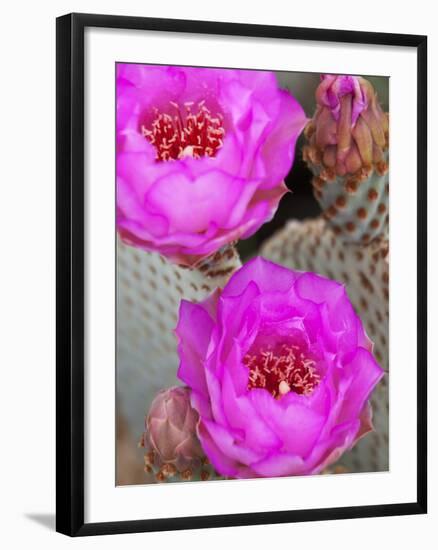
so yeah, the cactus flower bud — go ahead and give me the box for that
[304,75,389,244]
[305,74,389,178]
[144,386,204,471]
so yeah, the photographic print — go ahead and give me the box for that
[56,13,427,535]
[116,64,389,485]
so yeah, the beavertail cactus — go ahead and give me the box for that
[140,386,222,482]
[114,71,390,484]
[303,75,389,244]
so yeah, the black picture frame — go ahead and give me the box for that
[56,12,427,537]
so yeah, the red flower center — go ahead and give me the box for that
[244,343,320,399]
[142,101,225,162]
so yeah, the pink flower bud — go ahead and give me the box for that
[144,386,204,470]
[305,75,388,177]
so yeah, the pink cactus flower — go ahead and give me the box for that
[116,64,307,266]
[176,257,383,478]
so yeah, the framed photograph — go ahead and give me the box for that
[56,12,427,536]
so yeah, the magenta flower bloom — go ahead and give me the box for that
[176,257,383,478]
[116,64,307,266]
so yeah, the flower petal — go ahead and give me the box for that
[222,256,298,298]
[338,348,384,422]
[176,300,215,395]
[250,452,306,477]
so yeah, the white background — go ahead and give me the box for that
[0,0,434,548]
